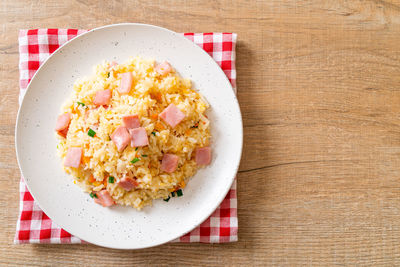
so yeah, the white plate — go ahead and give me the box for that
[15,23,242,249]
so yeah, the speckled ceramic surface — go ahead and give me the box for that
[15,23,242,249]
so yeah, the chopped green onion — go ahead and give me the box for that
[171,192,175,197]
[89,192,98,199]
[108,176,115,183]
[141,154,148,157]
[190,125,198,129]
[135,147,138,151]
[77,101,85,107]
[88,129,96,137]
[176,189,183,197]
[107,72,110,78]
[163,196,170,202]
[131,158,140,164]
[151,131,156,136]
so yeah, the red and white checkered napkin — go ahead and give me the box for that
[15,29,238,244]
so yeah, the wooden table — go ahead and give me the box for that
[1,1,400,265]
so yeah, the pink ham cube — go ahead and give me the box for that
[122,115,140,129]
[129,127,149,147]
[55,113,71,137]
[111,126,131,152]
[155,61,172,76]
[118,72,133,94]
[118,177,139,191]
[55,113,71,131]
[64,147,82,168]
[93,89,111,106]
[159,104,186,128]
[160,154,179,173]
[94,190,114,207]
[195,146,212,166]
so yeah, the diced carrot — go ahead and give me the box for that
[155,121,165,130]
[151,114,158,120]
[83,156,91,164]
[179,181,186,189]
[103,179,108,187]
[89,175,96,183]
[155,93,163,102]
[150,93,163,102]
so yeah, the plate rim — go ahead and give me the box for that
[15,23,243,249]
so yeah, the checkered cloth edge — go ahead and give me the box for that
[15,29,238,244]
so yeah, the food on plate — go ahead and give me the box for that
[55,57,211,210]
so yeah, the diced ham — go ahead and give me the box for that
[111,126,131,152]
[195,146,212,166]
[155,61,172,76]
[129,127,149,147]
[55,113,71,137]
[161,154,179,173]
[159,104,186,128]
[118,177,139,191]
[118,72,133,94]
[55,113,71,131]
[122,115,140,129]
[93,89,111,106]
[94,190,114,207]
[64,147,82,168]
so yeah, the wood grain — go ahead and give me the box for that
[1,0,400,265]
